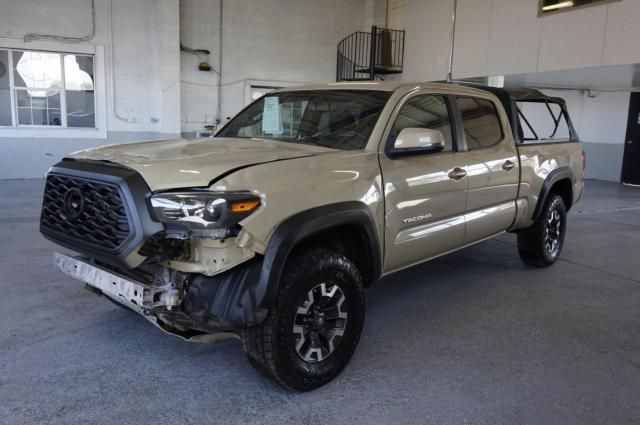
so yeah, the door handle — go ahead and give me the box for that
[502,160,516,171]
[448,167,467,180]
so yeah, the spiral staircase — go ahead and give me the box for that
[336,26,405,82]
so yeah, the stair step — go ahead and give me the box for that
[339,78,373,82]
[354,66,403,75]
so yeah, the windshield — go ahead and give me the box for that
[217,90,391,150]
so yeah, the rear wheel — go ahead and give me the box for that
[242,249,365,391]
[517,193,567,267]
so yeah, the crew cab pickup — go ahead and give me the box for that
[41,82,585,390]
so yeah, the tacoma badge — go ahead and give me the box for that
[402,213,432,224]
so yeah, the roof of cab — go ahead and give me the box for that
[275,81,413,92]
[276,82,562,103]
[459,83,567,105]
[275,81,496,95]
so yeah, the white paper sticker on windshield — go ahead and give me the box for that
[262,96,282,134]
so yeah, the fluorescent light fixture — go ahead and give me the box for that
[542,1,575,11]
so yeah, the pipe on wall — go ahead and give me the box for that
[24,0,96,43]
[446,0,457,83]
[216,0,224,124]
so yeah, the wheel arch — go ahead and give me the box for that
[256,201,382,309]
[531,167,574,221]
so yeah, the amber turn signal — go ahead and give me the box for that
[230,199,260,213]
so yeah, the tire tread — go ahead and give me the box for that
[517,193,566,267]
[242,248,364,390]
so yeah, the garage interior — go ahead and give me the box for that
[1,0,639,424]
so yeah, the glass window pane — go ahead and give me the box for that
[13,51,62,90]
[251,86,278,100]
[391,95,454,152]
[48,92,61,109]
[218,90,390,150]
[15,88,62,126]
[0,50,10,125]
[48,109,62,126]
[16,89,30,108]
[31,96,46,109]
[18,108,32,125]
[66,90,95,128]
[0,50,7,89]
[0,88,9,126]
[456,97,503,150]
[32,108,46,125]
[30,107,61,126]
[64,54,95,128]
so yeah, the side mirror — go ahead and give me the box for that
[392,127,445,155]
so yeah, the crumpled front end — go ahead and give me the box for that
[42,158,269,340]
[54,252,265,342]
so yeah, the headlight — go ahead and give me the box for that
[150,191,261,238]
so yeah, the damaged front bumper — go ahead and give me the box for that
[54,252,241,344]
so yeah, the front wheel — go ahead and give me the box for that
[242,249,365,391]
[517,193,567,267]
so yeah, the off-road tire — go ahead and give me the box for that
[241,249,365,391]
[517,193,567,267]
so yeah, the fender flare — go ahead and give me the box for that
[256,201,382,309]
[531,166,574,221]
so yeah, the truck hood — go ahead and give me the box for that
[67,137,335,191]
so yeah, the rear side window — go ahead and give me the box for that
[390,94,455,152]
[456,97,503,150]
[516,101,571,143]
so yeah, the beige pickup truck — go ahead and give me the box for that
[41,82,585,390]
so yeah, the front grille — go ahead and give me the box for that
[40,173,132,252]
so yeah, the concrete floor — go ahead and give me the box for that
[1,179,639,425]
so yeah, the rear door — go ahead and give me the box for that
[379,91,468,272]
[622,92,640,185]
[453,96,519,243]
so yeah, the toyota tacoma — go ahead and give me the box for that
[41,82,585,390]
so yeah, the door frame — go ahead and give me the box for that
[377,89,469,272]
[622,92,640,185]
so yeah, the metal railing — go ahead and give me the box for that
[336,26,405,82]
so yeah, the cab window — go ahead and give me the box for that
[389,94,455,152]
[456,97,503,150]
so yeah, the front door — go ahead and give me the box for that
[380,93,468,272]
[622,92,640,185]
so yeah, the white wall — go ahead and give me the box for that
[1,0,369,178]
[179,0,222,132]
[5,0,631,181]
[401,0,453,82]
[387,0,406,30]
[180,0,367,133]
[542,89,630,181]
[364,0,388,30]
[394,0,640,81]
[0,0,181,179]
[391,0,637,181]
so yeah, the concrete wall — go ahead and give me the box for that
[391,0,637,181]
[0,0,181,179]
[1,0,368,178]
[180,0,367,133]
[2,0,633,182]
[516,88,629,181]
[387,0,406,30]
[401,0,453,82]
[543,89,630,182]
[393,0,640,81]
[364,0,388,30]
